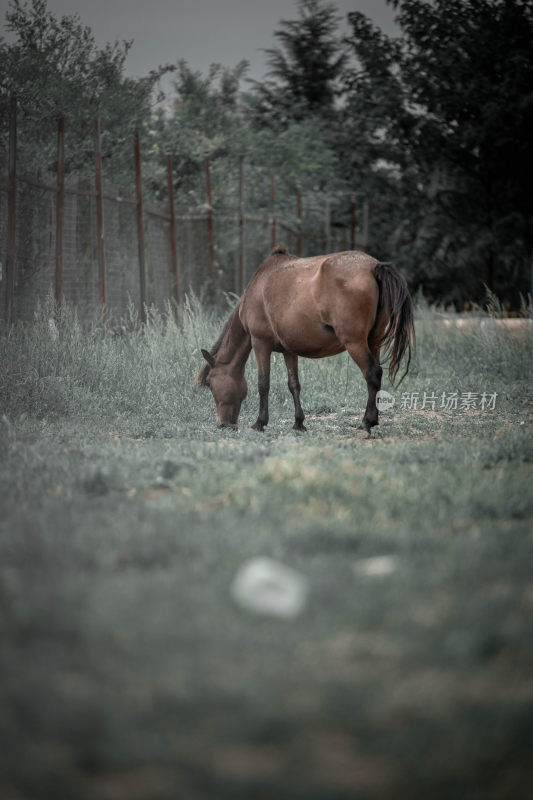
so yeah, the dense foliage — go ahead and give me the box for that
[2,0,532,305]
[343,0,533,305]
[0,0,173,177]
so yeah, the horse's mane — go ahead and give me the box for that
[197,245,290,387]
[271,243,290,256]
[196,307,238,386]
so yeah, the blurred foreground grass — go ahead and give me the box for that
[1,297,533,799]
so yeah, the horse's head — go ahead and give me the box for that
[199,349,248,428]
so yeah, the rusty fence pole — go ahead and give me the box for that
[238,160,245,294]
[204,155,215,285]
[296,182,302,256]
[350,194,356,250]
[363,200,369,251]
[5,93,17,325]
[134,131,147,324]
[94,118,106,316]
[55,117,65,307]
[324,194,331,252]
[166,153,179,307]
[270,171,277,249]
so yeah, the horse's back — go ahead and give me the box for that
[240,249,382,356]
[314,251,380,338]
[320,250,378,274]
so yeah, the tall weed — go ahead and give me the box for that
[1,294,531,431]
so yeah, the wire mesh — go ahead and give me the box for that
[1,117,361,326]
[12,178,57,322]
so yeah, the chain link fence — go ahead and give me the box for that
[1,104,368,327]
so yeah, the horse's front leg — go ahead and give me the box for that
[251,338,272,432]
[283,353,306,431]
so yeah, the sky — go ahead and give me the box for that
[0,0,399,86]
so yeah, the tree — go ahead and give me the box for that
[249,0,348,124]
[344,0,533,305]
[0,0,173,177]
[151,57,340,212]
[152,60,248,167]
[147,59,251,211]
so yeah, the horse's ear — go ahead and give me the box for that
[201,349,216,368]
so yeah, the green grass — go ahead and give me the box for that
[1,297,533,799]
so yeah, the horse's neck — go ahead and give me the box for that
[218,308,251,374]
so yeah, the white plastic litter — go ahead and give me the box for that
[48,318,59,341]
[353,555,398,577]
[231,557,308,619]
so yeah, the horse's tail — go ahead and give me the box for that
[373,262,416,386]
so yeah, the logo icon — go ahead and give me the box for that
[376,390,395,411]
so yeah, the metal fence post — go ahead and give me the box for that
[296,182,302,256]
[5,93,17,325]
[363,200,369,251]
[324,194,331,252]
[134,131,147,324]
[350,195,356,250]
[94,117,106,315]
[55,117,65,307]
[205,155,215,285]
[270,171,277,249]
[167,154,179,307]
[238,160,245,294]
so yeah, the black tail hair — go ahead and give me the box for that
[373,262,416,386]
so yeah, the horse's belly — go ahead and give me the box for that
[276,323,345,358]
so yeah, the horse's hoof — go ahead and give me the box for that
[251,422,265,432]
[356,427,371,439]
[293,423,307,432]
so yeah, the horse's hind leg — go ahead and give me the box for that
[283,353,306,432]
[346,342,383,434]
[251,338,272,432]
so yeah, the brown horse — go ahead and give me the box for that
[197,245,415,435]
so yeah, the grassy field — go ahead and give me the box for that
[1,295,533,800]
